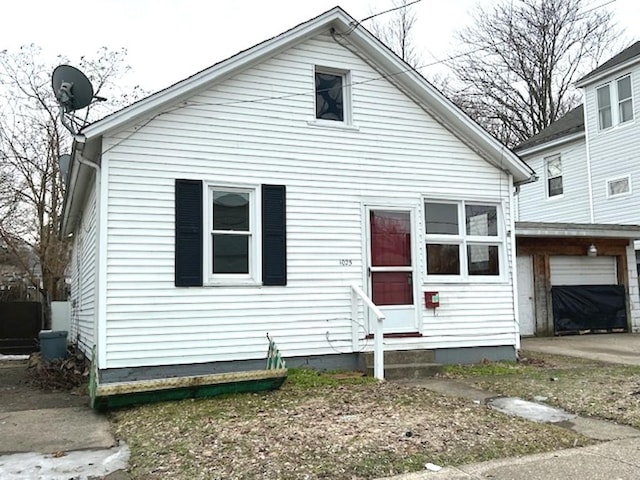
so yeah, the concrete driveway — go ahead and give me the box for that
[0,359,128,479]
[521,333,640,365]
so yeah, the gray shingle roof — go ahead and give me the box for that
[577,41,640,86]
[514,105,584,152]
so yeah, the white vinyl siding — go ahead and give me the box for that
[68,182,97,356]
[550,256,617,286]
[516,140,590,223]
[585,67,640,224]
[100,32,516,369]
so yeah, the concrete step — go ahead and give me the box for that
[366,363,443,380]
[360,349,436,368]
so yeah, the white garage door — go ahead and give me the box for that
[550,256,617,286]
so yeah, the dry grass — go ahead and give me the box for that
[443,351,640,428]
[110,368,589,480]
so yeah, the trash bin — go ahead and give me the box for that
[39,330,68,361]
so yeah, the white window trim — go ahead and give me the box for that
[597,73,634,132]
[422,200,507,284]
[544,154,563,199]
[312,65,352,126]
[203,183,262,286]
[606,174,632,198]
[596,83,613,131]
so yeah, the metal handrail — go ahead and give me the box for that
[351,284,385,380]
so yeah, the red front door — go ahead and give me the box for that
[369,209,417,333]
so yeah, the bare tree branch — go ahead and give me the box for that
[0,44,144,327]
[443,0,623,146]
[367,0,422,68]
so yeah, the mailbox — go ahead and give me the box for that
[425,291,440,308]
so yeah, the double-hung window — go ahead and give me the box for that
[425,201,502,280]
[597,84,612,130]
[618,75,634,123]
[175,180,286,287]
[209,187,255,280]
[597,74,634,130]
[545,154,563,198]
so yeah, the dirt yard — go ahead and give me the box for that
[110,368,589,480]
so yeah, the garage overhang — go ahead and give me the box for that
[515,222,640,240]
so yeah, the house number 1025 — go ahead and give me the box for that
[339,259,353,266]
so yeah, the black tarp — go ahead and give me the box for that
[551,285,627,333]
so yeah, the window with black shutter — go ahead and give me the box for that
[175,181,286,287]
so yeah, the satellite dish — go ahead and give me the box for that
[58,154,71,184]
[51,65,94,112]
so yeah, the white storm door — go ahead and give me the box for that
[368,208,417,333]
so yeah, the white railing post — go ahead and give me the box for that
[374,316,384,380]
[351,287,359,351]
[351,285,385,381]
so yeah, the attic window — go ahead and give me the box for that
[315,67,350,122]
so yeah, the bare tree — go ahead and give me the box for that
[367,0,422,68]
[0,44,143,327]
[445,0,622,146]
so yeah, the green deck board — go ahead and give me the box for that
[92,375,287,410]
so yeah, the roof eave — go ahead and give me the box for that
[81,8,351,141]
[575,57,640,87]
[78,6,534,185]
[338,25,535,184]
[516,221,640,239]
[514,131,585,158]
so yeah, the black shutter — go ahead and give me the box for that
[262,185,287,286]
[175,179,203,287]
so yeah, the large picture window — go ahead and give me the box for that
[425,201,502,279]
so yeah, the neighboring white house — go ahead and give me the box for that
[514,42,640,336]
[63,7,535,383]
[515,41,640,228]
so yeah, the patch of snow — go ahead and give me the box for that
[490,397,576,423]
[0,354,29,361]
[0,443,129,480]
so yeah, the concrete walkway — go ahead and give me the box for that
[521,333,640,365]
[385,334,640,480]
[0,359,129,479]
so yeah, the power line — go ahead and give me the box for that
[110,0,620,121]
[358,0,424,24]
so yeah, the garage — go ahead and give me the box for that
[550,256,617,285]
[549,256,626,334]
[516,222,640,336]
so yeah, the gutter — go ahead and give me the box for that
[70,136,104,370]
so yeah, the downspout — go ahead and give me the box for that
[508,173,521,351]
[582,90,595,223]
[74,135,103,369]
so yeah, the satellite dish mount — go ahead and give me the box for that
[51,65,104,134]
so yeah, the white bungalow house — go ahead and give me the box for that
[514,42,640,337]
[63,7,535,385]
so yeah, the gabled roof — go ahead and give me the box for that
[514,105,584,154]
[576,41,640,87]
[63,6,535,234]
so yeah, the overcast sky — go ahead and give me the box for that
[3,0,639,93]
